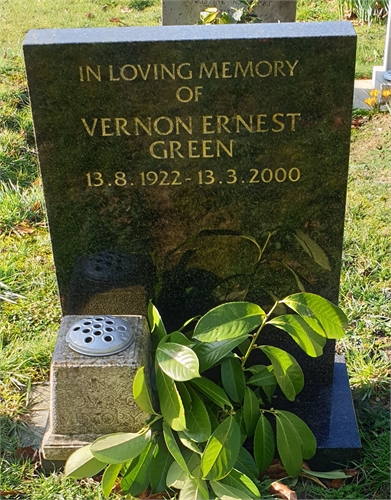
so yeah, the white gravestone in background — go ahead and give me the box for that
[372,0,391,87]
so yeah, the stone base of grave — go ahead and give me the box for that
[273,355,361,469]
[40,315,152,470]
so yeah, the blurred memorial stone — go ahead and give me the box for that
[162,0,297,25]
[24,23,360,465]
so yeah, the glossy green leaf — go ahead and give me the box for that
[221,468,261,498]
[275,413,302,477]
[156,342,200,381]
[193,336,248,372]
[233,409,247,445]
[121,441,153,495]
[167,331,193,346]
[205,405,220,431]
[201,416,241,480]
[177,381,193,410]
[193,302,265,342]
[179,475,209,500]
[163,420,190,476]
[277,410,316,459]
[156,369,186,431]
[183,386,211,443]
[302,469,351,479]
[246,365,276,387]
[260,346,303,401]
[294,230,331,270]
[221,358,246,403]
[234,447,259,483]
[243,387,259,436]
[148,301,167,347]
[253,413,275,474]
[281,293,347,339]
[90,429,151,464]
[133,366,155,414]
[268,315,326,357]
[149,437,174,493]
[166,451,199,489]
[101,463,122,499]
[190,377,232,409]
[210,480,252,500]
[178,432,202,454]
[64,444,106,479]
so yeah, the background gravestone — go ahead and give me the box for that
[24,22,361,465]
[162,0,297,25]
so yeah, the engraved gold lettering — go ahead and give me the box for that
[255,61,272,77]
[286,60,299,76]
[221,62,232,78]
[275,167,287,182]
[169,141,185,158]
[115,118,131,136]
[175,117,193,135]
[216,139,233,157]
[177,63,193,79]
[202,140,214,158]
[149,141,167,159]
[86,66,101,82]
[274,61,285,76]
[134,117,152,135]
[101,118,115,136]
[81,118,98,136]
[271,113,285,132]
[176,86,202,102]
[199,62,219,79]
[120,64,138,81]
[286,112,301,131]
[78,66,84,82]
[234,61,254,78]
[137,64,151,80]
[235,115,253,133]
[226,169,237,184]
[114,172,127,186]
[256,114,268,132]
[188,140,200,158]
[109,65,120,81]
[217,115,231,133]
[249,169,259,183]
[161,63,176,80]
[202,116,214,134]
[154,117,174,135]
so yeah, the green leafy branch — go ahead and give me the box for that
[65,292,347,498]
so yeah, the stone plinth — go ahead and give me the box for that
[41,315,152,463]
[162,0,297,25]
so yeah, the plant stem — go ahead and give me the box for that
[241,300,280,367]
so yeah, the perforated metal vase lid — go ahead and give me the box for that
[66,316,134,356]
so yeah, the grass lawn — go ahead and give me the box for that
[0,0,390,498]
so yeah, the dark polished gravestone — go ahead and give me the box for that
[24,22,361,466]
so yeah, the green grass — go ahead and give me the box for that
[296,0,388,78]
[0,0,390,498]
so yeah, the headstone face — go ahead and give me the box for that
[162,0,297,25]
[24,23,356,385]
[41,315,151,462]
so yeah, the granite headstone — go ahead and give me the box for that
[24,23,361,466]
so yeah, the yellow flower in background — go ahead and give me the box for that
[364,97,377,107]
[382,89,391,98]
[369,89,379,97]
